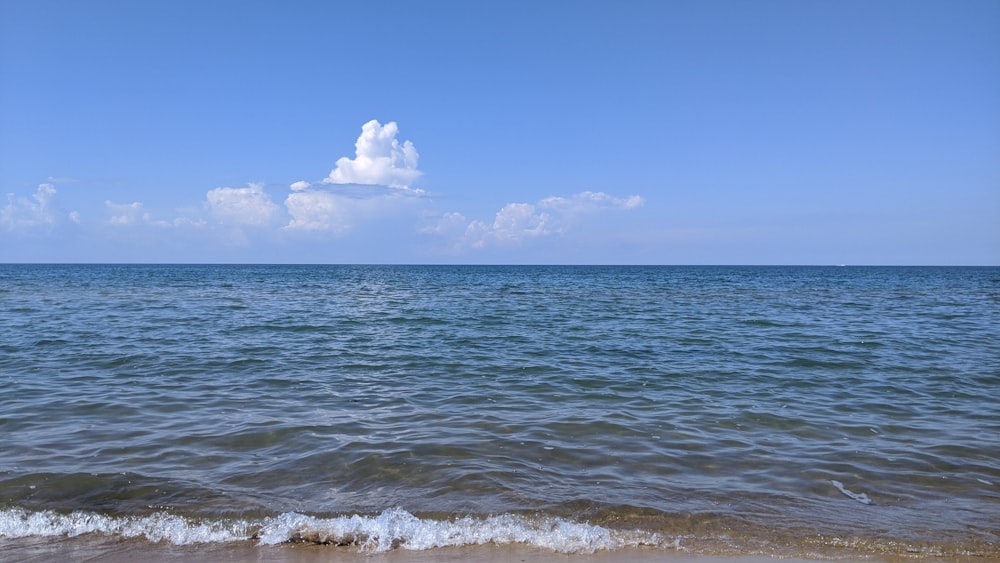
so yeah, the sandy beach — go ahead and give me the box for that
[0,537,839,563]
[10,535,1000,563]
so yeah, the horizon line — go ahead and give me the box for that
[1,262,996,268]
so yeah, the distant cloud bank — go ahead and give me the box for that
[2,120,644,258]
[206,183,281,227]
[446,191,645,249]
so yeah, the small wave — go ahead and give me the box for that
[831,480,873,505]
[0,507,660,553]
[0,507,252,545]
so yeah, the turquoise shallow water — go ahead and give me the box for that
[1,265,998,557]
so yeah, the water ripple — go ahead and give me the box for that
[1,265,998,557]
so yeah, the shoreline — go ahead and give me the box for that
[0,538,858,563]
[4,536,998,563]
[3,505,996,562]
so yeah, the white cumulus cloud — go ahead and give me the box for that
[284,190,352,233]
[324,120,422,190]
[489,203,554,242]
[445,191,644,249]
[462,203,552,248]
[206,183,281,227]
[1,183,60,229]
[278,120,429,234]
[284,186,421,234]
[105,200,148,226]
[105,200,203,229]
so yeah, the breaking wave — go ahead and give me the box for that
[0,507,663,553]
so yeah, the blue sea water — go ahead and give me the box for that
[0,264,998,558]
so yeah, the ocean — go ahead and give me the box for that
[1,264,997,559]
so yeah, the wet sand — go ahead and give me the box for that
[3,535,969,563]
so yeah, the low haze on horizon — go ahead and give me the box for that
[2,1,998,265]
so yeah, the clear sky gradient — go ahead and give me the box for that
[2,0,997,264]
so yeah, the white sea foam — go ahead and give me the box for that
[0,507,660,553]
[0,507,252,544]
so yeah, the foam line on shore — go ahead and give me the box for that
[0,507,664,554]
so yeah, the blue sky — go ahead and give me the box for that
[1,0,997,264]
